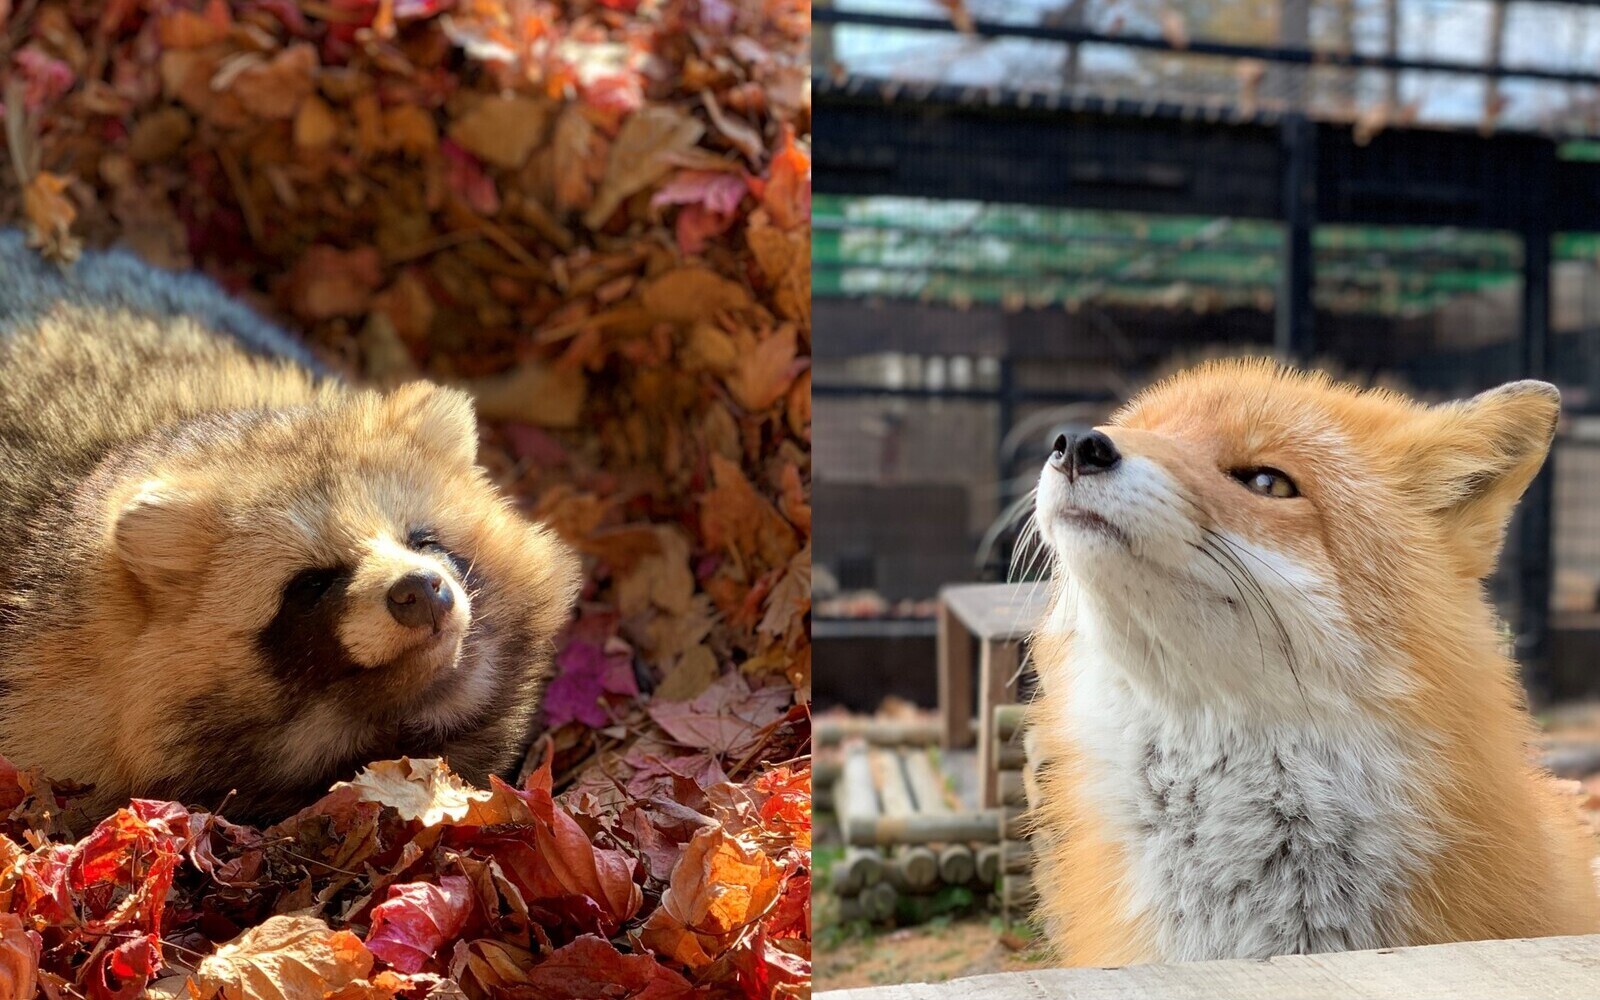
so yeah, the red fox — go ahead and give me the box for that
[1024,358,1600,965]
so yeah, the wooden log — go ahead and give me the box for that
[903,751,979,886]
[901,750,955,813]
[994,703,1026,743]
[998,770,1027,808]
[815,756,841,788]
[1002,871,1036,916]
[871,748,940,892]
[938,843,976,884]
[897,846,940,891]
[834,848,884,895]
[1002,805,1028,841]
[1003,841,1033,876]
[863,879,898,922]
[837,744,879,845]
[844,810,1005,846]
[975,844,1001,884]
[871,748,916,817]
[996,741,1026,772]
[817,717,943,748]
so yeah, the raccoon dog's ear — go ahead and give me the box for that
[1412,380,1559,579]
[114,479,217,590]
[385,382,478,468]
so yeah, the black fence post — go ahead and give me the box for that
[1518,219,1554,704]
[1276,115,1316,363]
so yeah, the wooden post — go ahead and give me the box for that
[978,639,1021,808]
[937,598,974,748]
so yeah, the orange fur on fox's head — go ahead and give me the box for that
[1033,358,1558,712]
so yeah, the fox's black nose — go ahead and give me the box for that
[1050,430,1121,478]
[387,571,452,629]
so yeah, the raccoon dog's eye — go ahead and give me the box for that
[407,528,445,552]
[1232,467,1299,499]
[283,567,342,607]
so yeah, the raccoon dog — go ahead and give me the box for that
[0,236,581,824]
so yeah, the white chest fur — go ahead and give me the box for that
[1067,668,1433,962]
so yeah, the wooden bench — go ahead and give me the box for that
[816,933,1600,999]
[936,582,1050,808]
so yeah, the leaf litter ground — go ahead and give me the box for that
[0,0,811,996]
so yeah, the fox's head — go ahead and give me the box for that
[1033,358,1558,713]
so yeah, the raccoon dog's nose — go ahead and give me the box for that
[387,571,452,630]
[1050,430,1121,479]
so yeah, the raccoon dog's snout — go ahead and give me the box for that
[387,570,452,630]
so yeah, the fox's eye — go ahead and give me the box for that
[1232,467,1298,498]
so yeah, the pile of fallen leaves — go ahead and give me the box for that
[0,0,810,996]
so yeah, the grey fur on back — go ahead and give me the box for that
[0,229,322,371]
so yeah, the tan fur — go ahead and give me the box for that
[0,307,580,824]
[1027,358,1600,963]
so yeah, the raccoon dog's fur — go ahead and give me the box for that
[0,237,581,824]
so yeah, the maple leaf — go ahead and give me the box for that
[365,876,474,973]
[699,454,799,571]
[333,758,496,827]
[194,915,374,1000]
[639,826,783,969]
[647,672,791,758]
[0,913,40,1000]
[544,639,639,728]
[505,935,696,1000]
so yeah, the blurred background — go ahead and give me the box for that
[811,0,1600,714]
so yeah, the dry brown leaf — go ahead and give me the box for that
[616,527,696,618]
[464,363,586,428]
[449,95,555,169]
[333,758,495,826]
[700,453,798,570]
[657,645,720,701]
[22,171,80,262]
[746,212,809,325]
[639,267,753,324]
[584,107,705,229]
[728,325,800,413]
[193,915,374,1000]
[229,43,317,120]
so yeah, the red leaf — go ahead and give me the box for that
[366,876,473,973]
[646,672,790,757]
[89,933,161,1000]
[505,935,697,1000]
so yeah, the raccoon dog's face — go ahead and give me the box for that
[109,383,579,817]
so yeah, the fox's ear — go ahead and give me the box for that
[1410,380,1559,579]
[384,381,478,468]
[114,479,218,591]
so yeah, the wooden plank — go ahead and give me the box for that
[936,600,974,748]
[978,638,1021,808]
[940,582,1051,642]
[815,933,1600,1000]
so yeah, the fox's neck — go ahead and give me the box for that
[1064,622,1437,962]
